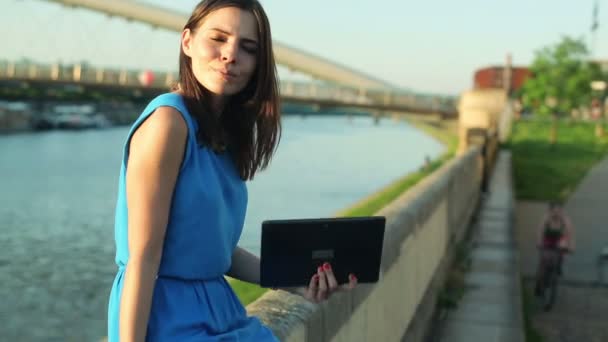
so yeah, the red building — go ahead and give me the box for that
[473,66,531,93]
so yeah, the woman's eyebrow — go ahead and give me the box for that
[209,27,258,45]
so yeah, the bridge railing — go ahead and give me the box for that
[281,82,456,113]
[0,60,178,88]
[0,60,457,114]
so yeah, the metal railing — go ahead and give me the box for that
[0,60,457,115]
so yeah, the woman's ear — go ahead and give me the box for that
[182,29,193,58]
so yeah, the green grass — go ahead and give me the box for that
[437,242,472,310]
[230,117,458,306]
[334,154,453,217]
[228,278,269,306]
[505,119,608,201]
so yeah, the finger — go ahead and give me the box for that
[316,266,328,302]
[306,274,319,301]
[308,274,319,290]
[341,273,358,291]
[323,262,339,292]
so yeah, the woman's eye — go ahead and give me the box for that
[210,36,226,42]
[242,45,258,54]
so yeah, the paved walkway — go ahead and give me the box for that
[558,156,608,283]
[439,151,525,342]
[521,280,608,342]
[515,156,608,342]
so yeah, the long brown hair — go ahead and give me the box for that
[178,0,281,180]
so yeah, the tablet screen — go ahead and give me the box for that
[260,216,385,288]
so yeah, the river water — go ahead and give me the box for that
[0,115,443,341]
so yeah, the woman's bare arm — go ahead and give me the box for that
[119,107,187,342]
[536,214,549,246]
[227,247,261,285]
[564,215,575,250]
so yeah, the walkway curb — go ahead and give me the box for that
[439,151,525,342]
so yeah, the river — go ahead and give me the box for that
[0,115,443,341]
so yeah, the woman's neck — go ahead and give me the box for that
[174,84,226,115]
[210,95,226,115]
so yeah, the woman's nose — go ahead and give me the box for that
[221,44,238,63]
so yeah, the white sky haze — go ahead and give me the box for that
[1,0,606,95]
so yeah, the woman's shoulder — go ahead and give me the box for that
[134,106,188,144]
[136,92,193,127]
[147,92,186,110]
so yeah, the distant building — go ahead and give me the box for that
[474,59,606,93]
[591,59,608,73]
[473,66,531,93]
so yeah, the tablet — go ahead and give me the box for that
[260,216,385,288]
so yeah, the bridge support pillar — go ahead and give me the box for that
[28,64,38,79]
[457,89,508,154]
[119,70,128,85]
[7,62,16,78]
[358,87,366,98]
[284,81,294,96]
[372,110,383,125]
[96,68,104,83]
[309,83,317,98]
[72,63,82,82]
[357,87,367,104]
[51,63,60,80]
[165,72,175,87]
[383,91,390,106]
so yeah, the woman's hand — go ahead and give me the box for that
[297,262,358,304]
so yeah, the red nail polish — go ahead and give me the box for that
[323,262,331,271]
[318,266,323,273]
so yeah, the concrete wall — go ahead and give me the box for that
[497,101,514,143]
[246,147,483,342]
[457,88,508,154]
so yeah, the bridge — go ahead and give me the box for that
[0,60,456,118]
[1,0,458,118]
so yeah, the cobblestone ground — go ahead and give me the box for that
[523,280,608,342]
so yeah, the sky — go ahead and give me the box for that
[1,0,607,95]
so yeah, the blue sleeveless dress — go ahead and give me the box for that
[107,93,278,341]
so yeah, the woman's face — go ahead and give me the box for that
[182,7,259,96]
[550,206,562,217]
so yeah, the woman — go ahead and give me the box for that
[535,201,574,295]
[107,1,357,340]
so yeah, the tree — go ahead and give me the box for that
[520,36,604,116]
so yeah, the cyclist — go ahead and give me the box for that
[534,201,575,296]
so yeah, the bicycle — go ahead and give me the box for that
[598,244,608,286]
[536,246,569,311]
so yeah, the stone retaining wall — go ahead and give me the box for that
[247,147,483,342]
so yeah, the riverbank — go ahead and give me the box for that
[0,99,374,134]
